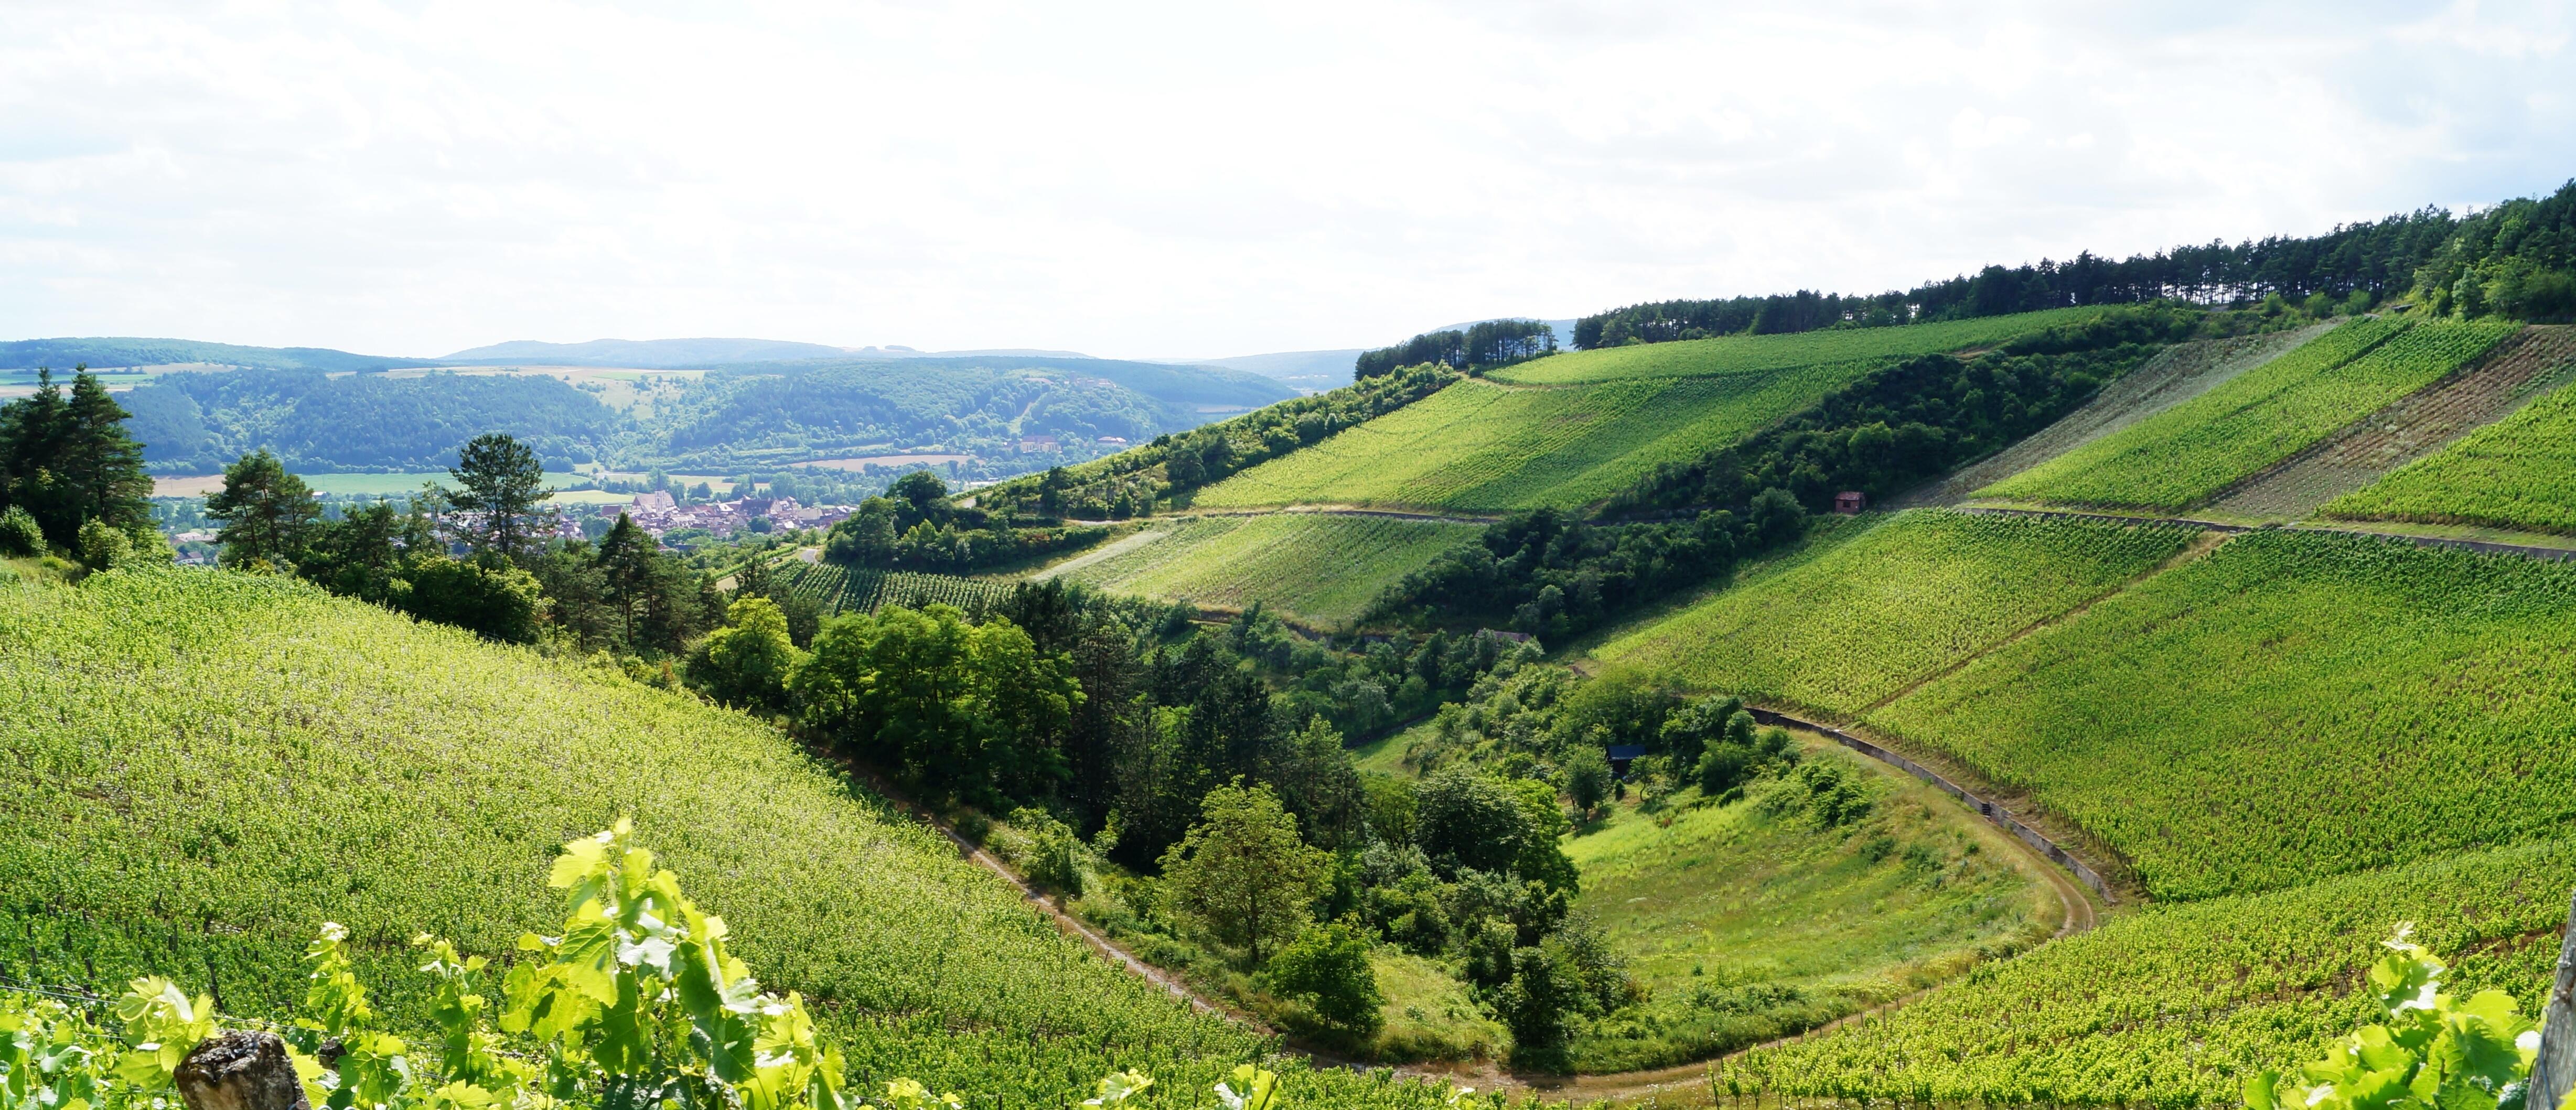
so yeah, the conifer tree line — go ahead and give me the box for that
[0,367,160,567]
[1575,179,2576,348]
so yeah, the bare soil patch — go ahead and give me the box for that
[2212,325,2576,521]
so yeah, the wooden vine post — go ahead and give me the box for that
[2531,888,2576,1110]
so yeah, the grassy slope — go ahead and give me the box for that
[1719,834,2575,1107]
[1490,308,2109,386]
[1981,319,2518,510]
[1864,529,2576,901]
[1588,511,2197,719]
[1564,741,2059,1073]
[2323,376,2576,534]
[0,570,1451,1110]
[1193,369,1872,513]
[1052,514,1479,626]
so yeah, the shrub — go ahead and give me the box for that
[0,504,42,557]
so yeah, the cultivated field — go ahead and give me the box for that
[1900,325,2328,507]
[1980,319,2517,510]
[2216,325,2576,521]
[1590,511,2197,719]
[1720,833,2576,1108]
[776,561,1021,615]
[1047,513,1478,627]
[2316,330,2576,534]
[1867,529,2576,901]
[0,569,1343,1108]
[1565,740,2062,1073]
[1489,307,2108,386]
[1194,368,1877,513]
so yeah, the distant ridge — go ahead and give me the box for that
[0,337,438,373]
[440,337,1102,369]
[439,337,851,368]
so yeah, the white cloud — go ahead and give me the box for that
[0,0,2569,359]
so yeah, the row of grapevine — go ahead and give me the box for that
[1983,318,2517,510]
[2323,368,2576,534]
[1865,527,2576,901]
[768,562,1017,618]
[1717,833,2574,1108]
[7,569,1449,1110]
[1491,306,2110,386]
[1195,361,1877,513]
[1057,514,1479,626]
[1592,510,2199,718]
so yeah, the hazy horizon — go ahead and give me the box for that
[4,1,2570,361]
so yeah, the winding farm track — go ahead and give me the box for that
[855,718,2107,1104]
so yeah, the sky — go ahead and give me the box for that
[2,1,2571,361]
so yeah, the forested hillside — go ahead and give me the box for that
[0,336,438,372]
[104,352,1294,475]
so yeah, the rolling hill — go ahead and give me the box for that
[0,336,439,372]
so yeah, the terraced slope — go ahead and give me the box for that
[1865,529,2576,901]
[0,570,1415,1109]
[1590,511,2197,718]
[1193,368,1879,512]
[2216,325,2576,521]
[1046,513,1479,626]
[1719,834,2575,1108]
[1900,325,2328,507]
[2317,330,2576,534]
[1980,319,2517,510]
[1489,307,2107,385]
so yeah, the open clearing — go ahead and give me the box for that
[1560,737,2066,1074]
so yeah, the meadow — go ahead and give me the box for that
[1717,834,2576,1108]
[1489,307,2108,386]
[1563,741,2061,1073]
[1588,511,2197,719]
[0,569,1467,1109]
[2322,376,2576,534]
[1193,365,1877,513]
[1048,514,1479,626]
[1980,319,2517,510]
[1865,528,2576,901]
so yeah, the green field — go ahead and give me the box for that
[1719,832,2574,1108]
[1982,319,2517,510]
[1864,529,2576,901]
[2323,378,2576,534]
[1193,368,1879,513]
[1590,511,2197,718]
[1049,514,1478,626]
[775,561,1021,616]
[1490,307,2108,386]
[0,569,1464,1108]
[1564,741,2060,1073]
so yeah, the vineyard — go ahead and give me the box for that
[1564,741,2063,1073]
[0,569,1458,1110]
[1716,832,2576,1108]
[1488,306,2108,386]
[1866,528,2576,901]
[1193,364,1880,513]
[1048,513,1479,627]
[1980,319,2518,510]
[774,559,1021,616]
[2322,368,2576,535]
[1588,511,2197,719]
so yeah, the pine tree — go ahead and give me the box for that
[205,450,320,568]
